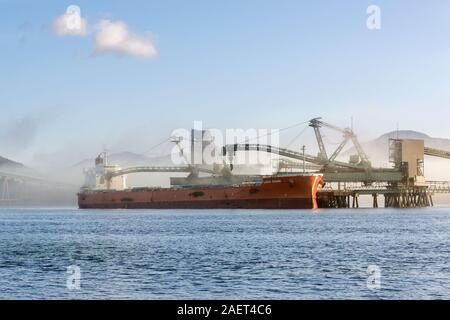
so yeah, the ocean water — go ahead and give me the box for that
[0,207,449,300]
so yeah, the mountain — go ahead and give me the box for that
[377,130,430,140]
[0,155,41,182]
[341,130,450,180]
[343,130,450,161]
[0,155,25,171]
[373,130,450,150]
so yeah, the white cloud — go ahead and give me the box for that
[52,9,88,36]
[94,20,157,59]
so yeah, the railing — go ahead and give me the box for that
[426,181,450,193]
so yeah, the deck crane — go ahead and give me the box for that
[308,118,371,170]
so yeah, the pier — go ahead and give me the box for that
[317,185,433,209]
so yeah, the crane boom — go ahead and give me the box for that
[222,143,366,170]
[308,118,371,169]
[424,147,450,159]
[309,118,328,160]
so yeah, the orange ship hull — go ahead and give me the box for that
[78,175,324,209]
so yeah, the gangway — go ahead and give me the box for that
[106,165,216,179]
[424,147,450,160]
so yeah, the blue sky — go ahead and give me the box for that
[1,1,450,166]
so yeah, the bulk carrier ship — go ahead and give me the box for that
[78,171,324,209]
[78,130,325,210]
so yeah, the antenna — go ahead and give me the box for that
[396,122,399,139]
[102,145,109,166]
[302,145,306,173]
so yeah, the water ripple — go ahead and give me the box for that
[0,207,449,299]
